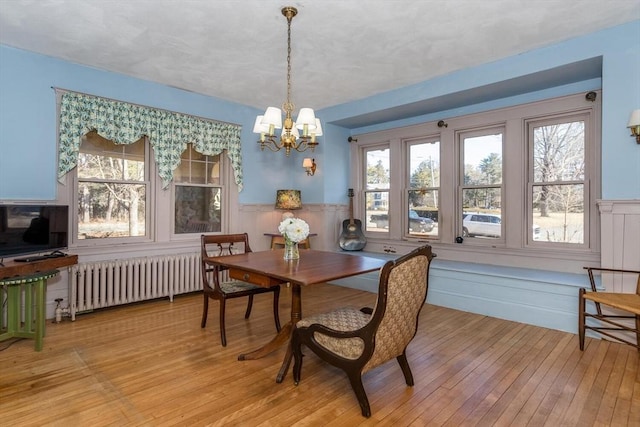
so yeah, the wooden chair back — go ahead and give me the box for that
[200,233,251,292]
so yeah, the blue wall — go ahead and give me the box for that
[1,20,639,204]
[326,20,640,201]
[0,46,328,204]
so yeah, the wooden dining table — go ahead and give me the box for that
[204,249,387,382]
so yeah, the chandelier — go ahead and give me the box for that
[253,6,322,156]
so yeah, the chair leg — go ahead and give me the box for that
[273,287,281,332]
[347,371,371,418]
[579,288,586,351]
[636,314,640,351]
[397,352,414,386]
[292,329,303,385]
[201,293,209,328]
[219,298,227,347]
[244,295,254,319]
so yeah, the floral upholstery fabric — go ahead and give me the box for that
[219,280,264,294]
[364,255,428,372]
[297,307,370,359]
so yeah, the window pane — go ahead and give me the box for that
[77,182,146,239]
[78,132,145,181]
[461,209,502,239]
[409,141,439,188]
[366,148,390,189]
[174,186,222,234]
[462,187,502,213]
[174,145,220,185]
[533,121,584,182]
[532,184,584,243]
[365,191,388,233]
[463,133,502,185]
[407,191,438,236]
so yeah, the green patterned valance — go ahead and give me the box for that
[58,92,243,190]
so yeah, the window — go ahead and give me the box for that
[364,146,390,233]
[76,131,149,240]
[529,115,587,246]
[407,138,439,237]
[460,128,504,241]
[173,145,223,234]
[352,92,600,268]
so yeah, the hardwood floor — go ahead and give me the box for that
[1,283,638,426]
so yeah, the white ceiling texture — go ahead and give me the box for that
[1,0,639,122]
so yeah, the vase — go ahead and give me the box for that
[283,238,300,260]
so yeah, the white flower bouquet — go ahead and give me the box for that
[278,217,310,243]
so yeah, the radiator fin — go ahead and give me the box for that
[70,253,201,320]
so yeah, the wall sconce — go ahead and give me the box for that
[628,109,640,144]
[303,158,316,176]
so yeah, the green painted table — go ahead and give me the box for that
[0,270,59,351]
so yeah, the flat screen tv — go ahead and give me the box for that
[0,204,69,258]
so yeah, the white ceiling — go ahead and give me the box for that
[1,0,639,112]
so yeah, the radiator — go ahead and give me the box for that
[70,253,202,320]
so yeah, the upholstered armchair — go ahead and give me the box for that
[292,245,435,417]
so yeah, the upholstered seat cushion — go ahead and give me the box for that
[297,307,371,359]
[220,280,265,294]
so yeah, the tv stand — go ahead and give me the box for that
[0,254,78,351]
[0,254,77,280]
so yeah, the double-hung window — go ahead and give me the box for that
[460,128,504,241]
[173,144,223,234]
[364,145,391,234]
[528,113,589,247]
[76,131,149,241]
[407,137,440,237]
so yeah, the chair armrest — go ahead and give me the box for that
[303,322,368,339]
[584,267,640,293]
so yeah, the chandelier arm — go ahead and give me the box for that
[262,138,286,152]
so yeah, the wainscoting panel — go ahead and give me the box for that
[237,203,348,252]
[598,199,640,292]
[330,255,586,334]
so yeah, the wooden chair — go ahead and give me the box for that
[579,267,640,351]
[200,233,281,346]
[292,245,435,417]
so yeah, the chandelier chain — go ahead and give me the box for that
[284,13,293,114]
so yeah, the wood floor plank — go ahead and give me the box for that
[1,283,638,426]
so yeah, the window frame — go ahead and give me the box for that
[457,125,506,245]
[66,138,237,251]
[525,111,594,250]
[351,91,601,267]
[362,143,392,237]
[404,135,441,239]
[73,134,154,246]
[171,145,229,237]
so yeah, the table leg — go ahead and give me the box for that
[237,283,302,383]
[237,322,292,360]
